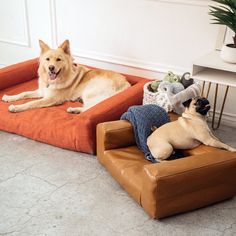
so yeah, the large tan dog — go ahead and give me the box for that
[147,97,236,162]
[2,40,130,113]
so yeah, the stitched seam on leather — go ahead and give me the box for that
[104,146,137,154]
[155,175,159,218]
[105,127,133,133]
[157,158,236,179]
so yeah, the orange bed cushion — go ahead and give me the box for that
[0,59,149,154]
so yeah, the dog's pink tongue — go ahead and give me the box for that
[49,73,57,80]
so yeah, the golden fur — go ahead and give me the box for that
[2,40,130,113]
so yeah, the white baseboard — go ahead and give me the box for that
[208,111,236,128]
[73,49,187,76]
[73,53,187,81]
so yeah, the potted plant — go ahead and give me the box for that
[209,0,236,63]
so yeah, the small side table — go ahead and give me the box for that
[192,51,236,130]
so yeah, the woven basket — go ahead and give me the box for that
[143,81,173,112]
[143,81,159,105]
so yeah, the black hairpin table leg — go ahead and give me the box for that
[212,84,229,130]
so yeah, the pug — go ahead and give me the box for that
[147,97,236,162]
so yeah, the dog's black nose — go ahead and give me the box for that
[49,65,55,72]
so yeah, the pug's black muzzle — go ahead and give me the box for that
[195,98,211,116]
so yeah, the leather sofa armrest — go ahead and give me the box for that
[0,58,39,90]
[141,150,236,219]
[97,120,136,160]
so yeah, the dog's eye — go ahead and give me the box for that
[56,58,61,62]
[46,58,50,61]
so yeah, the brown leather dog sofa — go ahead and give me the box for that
[97,113,236,219]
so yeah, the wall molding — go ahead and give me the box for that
[73,49,187,75]
[49,1,188,75]
[49,0,206,75]
[151,0,212,6]
[49,0,58,48]
[0,0,30,47]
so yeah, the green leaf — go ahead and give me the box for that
[209,0,236,33]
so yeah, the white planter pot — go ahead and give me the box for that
[220,44,236,64]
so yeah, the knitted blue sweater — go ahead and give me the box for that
[121,104,170,163]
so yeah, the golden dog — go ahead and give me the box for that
[147,97,236,162]
[2,40,130,113]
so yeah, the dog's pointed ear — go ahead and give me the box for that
[39,40,50,54]
[58,40,70,55]
[182,99,192,108]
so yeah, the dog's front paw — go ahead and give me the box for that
[67,107,82,114]
[8,105,19,113]
[2,95,12,102]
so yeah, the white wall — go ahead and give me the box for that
[0,0,236,126]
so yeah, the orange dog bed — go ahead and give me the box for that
[0,59,148,154]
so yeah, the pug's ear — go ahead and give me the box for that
[39,40,50,54]
[58,39,70,55]
[182,99,192,108]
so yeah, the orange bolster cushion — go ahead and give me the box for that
[0,59,149,154]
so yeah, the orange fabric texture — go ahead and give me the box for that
[0,59,149,154]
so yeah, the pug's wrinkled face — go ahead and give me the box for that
[183,97,211,116]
